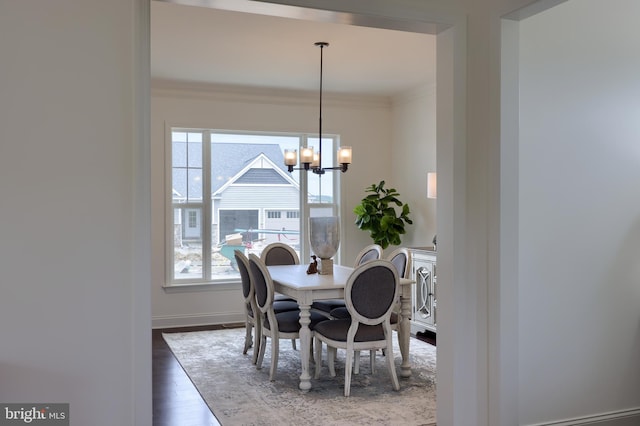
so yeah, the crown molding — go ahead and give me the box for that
[151,78,391,109]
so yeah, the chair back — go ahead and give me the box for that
[346,260,399,326]
[353,244,383,267]
[234,250,253,301]
[385,247,412,279]
[248,253,274,314]
[261,242,300,266]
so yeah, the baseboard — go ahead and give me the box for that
[526,407,640,426]
[152,312,244,329]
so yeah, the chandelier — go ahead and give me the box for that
[285,42,352,175]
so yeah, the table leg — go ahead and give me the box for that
[398,293,412,378]
[298,303,312,391]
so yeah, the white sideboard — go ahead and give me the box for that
[409,247,437,334]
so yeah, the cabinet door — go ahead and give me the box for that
[411,253,436,333]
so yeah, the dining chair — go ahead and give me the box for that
[260,242,299,306]
[260,242,300,266]
[384,247,412,328]
[330,247,412,373]
[313,259,400,396]
[354,244,384,266]
[248,253,325,381]
[330,247,410,321]
[235,250,299,364]
[311,244,383,318]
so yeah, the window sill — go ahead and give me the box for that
[162,280,240,293]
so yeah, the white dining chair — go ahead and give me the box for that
[313,259,400,396]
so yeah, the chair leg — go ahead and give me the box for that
[252,321,262,365]
[328,347,337,377]
[385,341,400,391]
[314,337,322,379]
[291,338,297,350]
[370,350,376,374]
[243,320,252,355]
[256,334,267,370]
[344,350,354,397]
[269,335,279,381]
[354,350,360,374]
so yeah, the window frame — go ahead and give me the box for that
[165,127,341,287]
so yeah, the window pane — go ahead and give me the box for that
[187,168,202,201]
[172,168,187,201]
[173,140,187,168]
[212,209,259,277]
[172,206,203,281]
[210,133,301,279]
[187,137,202,167]
[172,131,203,202]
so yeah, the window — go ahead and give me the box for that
[188,211,198,228]
[167,129,340,285]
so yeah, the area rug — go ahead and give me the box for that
[163,327,437,426]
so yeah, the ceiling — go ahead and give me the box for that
[151,1,436,97]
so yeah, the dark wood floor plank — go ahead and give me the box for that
[152,326,225,426]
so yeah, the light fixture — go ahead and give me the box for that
[427,172,437,199]
[285,42,352,175]
[427,172,437,250]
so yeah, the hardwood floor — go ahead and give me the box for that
[153,325,230,426]
[152,324,436,426]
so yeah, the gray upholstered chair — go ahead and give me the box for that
[330,247,412,372]
[313,259,400,396]
[311,244,383,318]
[384,247,412,327]
[354,244,383,266]
[260,242,299,306]
[249,253,325,381]
[330,247,410,320]
[260,242,300,266]
[235,250,299,364]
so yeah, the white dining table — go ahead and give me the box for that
[267,263,415,391]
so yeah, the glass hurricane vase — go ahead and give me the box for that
[309,216,340,275]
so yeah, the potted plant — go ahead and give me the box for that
[353,181,413,249]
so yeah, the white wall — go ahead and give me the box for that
[151,82,399,326]
[392,84,438,248]
[0,1,151,425]
[518,0,640,424]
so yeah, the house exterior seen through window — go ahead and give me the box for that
[167,129,340,285]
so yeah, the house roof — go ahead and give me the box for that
[211,143,288,193]
[173,142,290,199]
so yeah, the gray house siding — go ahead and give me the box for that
[213,185,299,245]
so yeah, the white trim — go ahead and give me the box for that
[133,1,152,424]
[524,408,640,426]
[151,79,391,110]
[152,313,245,329]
